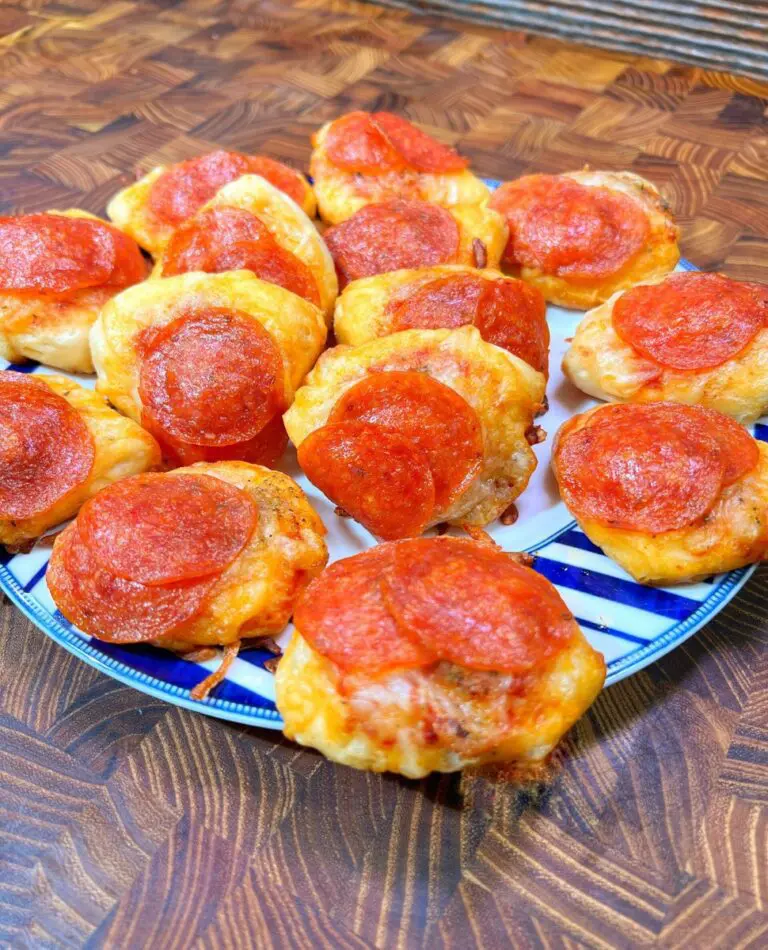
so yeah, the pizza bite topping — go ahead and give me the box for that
[555,403,759,534]
[388,273,549,374]
[149,150,307,225]
[612,272,768,371]
[490,174,650,279]
[47,471,259,643]
[324,112,468,175]
[137,306,285,452]
[78,473,257,585]
[324,199,460,287]
[0,213,145,294]
[328,372,483,510]
[0,372,95,521]
[161,207,320,306]
[294,538,574,676]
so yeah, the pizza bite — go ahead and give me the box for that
[0,211,147,373]
[283,326,546,538]
[563,272,768,423]
[90,270,327,467]
[0,371,160,550]
[323,198,507,289]
[107,150,315,257]
[552,402,768,585]
[152,175,337,320]
[310,111,490,225]
[489,171,680,309]
[334,264,549,377]
[47,463,328,697]
[276,537,605,777]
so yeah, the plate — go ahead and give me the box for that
[1,182,761,730]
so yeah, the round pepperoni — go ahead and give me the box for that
[489,174,650,279]
[78,473,257,586]
[138,307,284,448]
[382,538,575,674]
[329,372,483,510]
[297,421,435,540]
[161,207,320,305]
[612,273,768,371]
[149,150,306,225]
[370,113,468,173]
[475,279,549,375]
[47,522,217,643]
[324,200,460,287]
[149,411,289,468]
[555,403,727,533]
[687,407,759,486]
[240,155,308,208]
[105,223,147,288]
[0,372,94,521]
[0,214,112,293]
[0,214,145,294]
[323,112,406,174]
[294,545,435,674]
[388,273,486,332]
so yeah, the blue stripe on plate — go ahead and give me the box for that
[532,556,701,619]
[576,616,652,645]
[754,423,768,443]
[6,362,40,373]
[551,527,604,556]
[93,640,277,710]
[23,562,49,593]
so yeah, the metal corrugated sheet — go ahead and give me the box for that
[378,0,768,79]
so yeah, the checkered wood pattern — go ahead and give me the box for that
[1,1,768,947]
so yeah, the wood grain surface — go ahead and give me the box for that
[2,1,768,947]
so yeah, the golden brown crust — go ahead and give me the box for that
[551,406,768,584]
[0,375,161,548]
[276,629,605,777]
[283,326,545,528]
[310,119,490,225]
[500,170,680,309]
[152,462,328,649]
[90,270,327,424]
[563,277,768,423]
[152,175,338,321]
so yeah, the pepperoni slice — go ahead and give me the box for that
[0,372,94,521]
[149,150,307,225]
[0,214,144,294]
[323,112,407,174]
[78,473,257,586]
[152,412,289,468]
[293,545,435,674]
[161,207,320,305]
[612,273,768,371]
[489,174,650,279]
[324,200,460,287]
[138,307,284,448]
[329,372,483,510]
[389,274,549,374]
[297,421,435,539]
[555,403,728,533]
[105,223,147,288]
[475,279,549,375]
[381,538,575,674]
[389,273,486,332]
[47,522,217,643]
[370,113,468,173]
[686,407,759,486]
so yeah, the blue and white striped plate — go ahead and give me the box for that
[1,189,759,729]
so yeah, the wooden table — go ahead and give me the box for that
[2,1,768,947]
